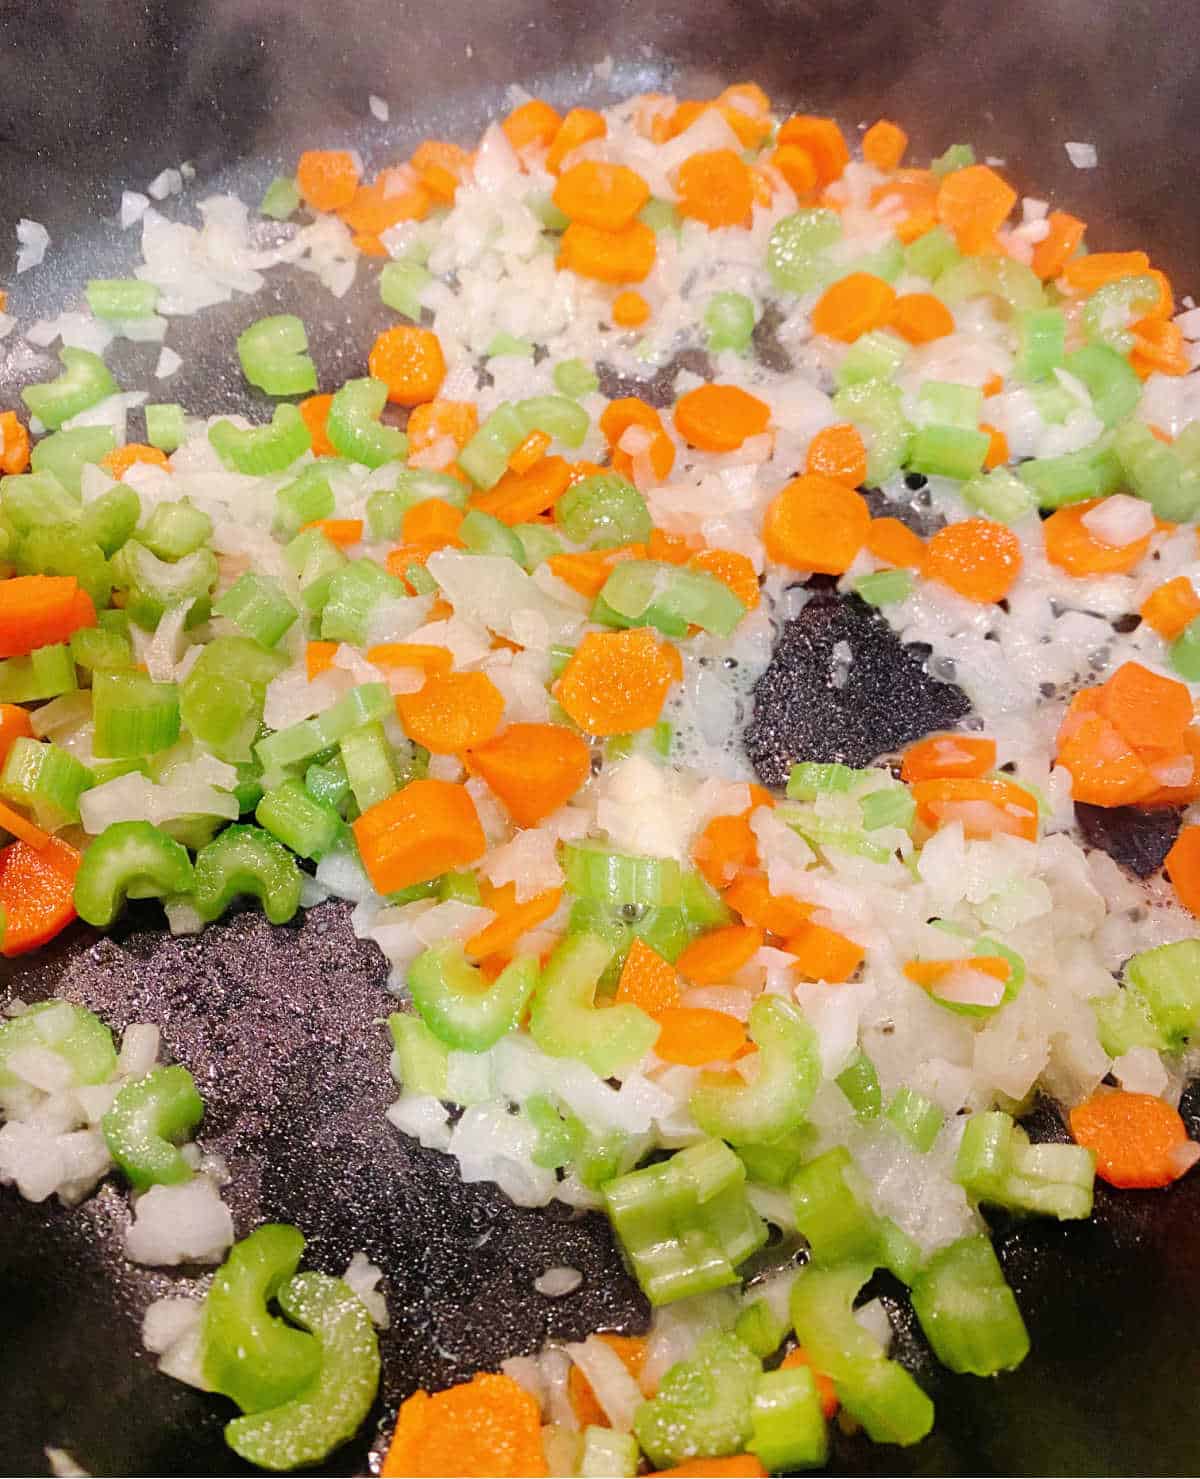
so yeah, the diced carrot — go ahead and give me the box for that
[0,705,34,770]
[1060,251,1152,295]
[1042,498,1154,578]
[1150,425,1175,444]
[547,543,645,598]
[676,923,763,984]
[870,170,939,243]
[298,393,336,456]
[675,149,755,229]
[502,99,563,155]
[780,1347,839,1418]
[381,1371,548,1478]
[1140,576,1200,639]
[980,422,1009,469]
[862,119,908,172]
[654,1006,748,1065]
[100,443,170,480]
[0,835,80,955]
[646,1460,767,1479]
[306,640,338,681]
[786,922,865,982]
[723,873,813,936]
[407,399,479,464]
[1030,210,1086,280]
[1055,705,1158,807]
[693,812,760,891]
[910,776,1039,842]
[0,411,30,475]
[615,937,681,1015]
[1166,825,1200,914]
[866,516,925,569]
[301,518,362,547]
[886,291,955,345]
[296,149,360,211]
[762,474,871,575]
[465,886,562,961]
[411,139,471,181]
[902,731,996,782]
[0,796,48,851]
[555,627,677,735]
[904,955,1010,989]
[0,575,96,658]
[467,722,592,825]
[350,231,388,257]
[411,165,457,208]
[811,272,897,343]
[369,325,446,407]
[402,497,464,548]
[805,423,868,487]
[367,643,453,675]
[776,115,849,185]
[558,220,657,283]
[1140,724,1200,809]
[674,384,771,452]
[922,518,1021,603]
[613,289,651,328]
[507,429,551,476]
[567,1335,649,1429]
[936,164,1017,254]
[353,779,486,894]
[769,146,818,198]
[547,107,608,173]
[689,548,760,612]
[649,528,701,564]
[982,372,1004,398]
[1130,317,1190,379]
[339,170,432,234]
[719,82,771,117]
[1070,1090,1194,1189]
[554,161,650,232]
[1099,661,1193,752]
[601,398,676,482]
[384,544,441,586]
[395,670,505,753]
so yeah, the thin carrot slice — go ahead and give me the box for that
[100,443,170,480]
[567,1335,649,1428]
[780,1347,839,1419]
[395,670,505,753]
[297,393,336,456]
[886,291,955,345]
[547,107,608,173]
[722,873,813,936]
[904,955,1010,989]
[1030,210,1086,280]
[762,474,871,574]
[675,149,755,229]
[402,497,464,548]
[862,119,908,172]
[367,643,454,676]
[776,115,850,185]
[1060,250,1151,295]
[1070,1090,1194,1189]
[654,1006,748,1065]
[508,429,552,475]
[556,627,677,735]
[473,457,573,526]
[1042,498,1154,577]
[0,835,80,955]
[554,161,651,232]
[674,384,771,452]
[693,812,760,891]
[306,640,338,681]
[465,886,563,961]
[910,776,1039,842]
[901,732,997,782]
[0,705,34,770]
[0,797,49,851]
[0,411,31,475]
[613,289,651,328]
[866,516,925,569]
[922,518,1021,603]
[805,423,868,487]
[936,164,1017,254]
[615,937,681,1015]
[1140,576,1200,639]
[502,99,563,154]
[368,325,446,407]
[0,576,96,658]
[1099,661,1193,752]
[381,1371,548,1478]
[676,923,764,984]
[689,548,761,611]
[557,220,657,284]
[466,722,592,825]
[786,922,865,982]
[810,272,897,343]
[1130,317,1190,378]
[296,149,360,211]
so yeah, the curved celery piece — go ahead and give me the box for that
[388,1011,449,1097]
[460,508,524,562]
[529,932,658,1078]
[790,1262,934,1447]
[954,1109,1094,1219]
[1081,274,1161,353]
[599,560,746,638]
[748,1366,829,1472]
[80,484,141,555]
[1,472,80,532]
[831,380,910,485]
[633,1331,761,1469]
[111,540,218,630]
[192,823,303,925]
[516,394,590,448]
[102,1064,204,1191]
[924,937,1025,1020]
[74,820,194,927]
[224,1271,380,1470]
[0,736,91,829]
[767,209,842,294]
[555,471,651,548]
[22,347,118,430]
[139,499,213,562]
[326,377,408,468]
[180,636,286,765]
[691,995,819,1145]
[936,255,1044,312]
[409,943,539,1053]
[1061,344,1141,428]
[255,683,392,772]
[209,404,312,475]
[0,1000,116,1095]
[1123,938,1200,1049]
[30,425,117,496]
[237,314,317,396]
[910,1234,1030,1376]
[1113,419,1200,521]
[202,1224,322,1414]
[563,843,683,909]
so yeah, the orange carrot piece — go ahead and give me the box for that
[862,119,908,172]
[666,99,771,150]
[910,776,1039,842]
[353,779,486,894]
[1060,250,1152,295]
[339,172,431,234]
[555,627,676,735]
[367,643,453,676]
[547,107,608,174]
[0,834,80,955]
[465,886,563,961]
[557,220,657,284]
[675,149,755,229]
[723,873,813,936]
[100,443,170,480]
[467,722,592,825]
[870,170,939,242]
[0,705,34,770]
[1166,825,1200,914]
[811,272,897,343]
[762,474,871,574]
[0,796,49,851]
[806,423,868,487]
[936,164,1017,254]
[866,516,925,569]
[402,497,464,548]
[601,397,676,481]
[547,543,645,598]
[886,291,955,345]
[904,955,1010,989]
[615,937,681,1015]
[369,325,446,407]
[502,99,563,154]
[1099,661,1194,752]
[922,518,1021,603]
[407,399,479,463]
[1042,498,1154,578]
[654,1006,748,1065]
[0,575,96,658]
[1141,576,1200,639]
[0,411,31,475]
[395,670,505,754]
[649,527,701,565]
[776,115,850,185]
[553,161,651,232]
[676,923,764,984]
[693,812,760,892]
[301,517,362,547]
[786,922,865,982]
[901,732,997,782]
[767,145,816,199]
[296,149,360,211]
[1070,1090,1194,1189]
[780,1347,839,1418]
[296,393,336,456]
[1030,210,1086,280]
[689,548,761,611]
[613,289,651,328]
[719,82,772,117]
[381,1370,548,1478]
[1130,317,1190,378]
[646,1460,767,1479]
[982,372,1004,398]
[567,1335,649,1429]
[1056,710,1158,808]
[473,456,573,525]
[508,429,552,475]
[305,640,338,681]
[980,422,1009,469]
[674,384,770,452]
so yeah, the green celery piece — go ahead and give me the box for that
[30,425,116,496]
[180,636,285,765]
[379,259,432,319]
[734,1295,790,1358]
[260,175,300,220]
[460,508,524,562]
[274,465,334,538]
[191,823,303,925]
[1113,419,1200,521]
[2,472,80,532]
[80,484,141,555]
[255,779,343,860]
[563,843,683,908]
[906,424,990,481]
[513,521,563,570]
[599,559,746,637]
[955,1110,1094,1219]
[529,932,658,1077]
[86,278,159,320]
[860,783,916,830]
[213,571,298,648]
[917,381,983,430]
[1061,344,1141,428]
[556,471,651,548]
[223,1273,381,1470]
[638,197,681,235]
[237,314,317,396]
[904,226,959,280]
[409,943,538,1053]
[837,329,907,388]
[102,1064,203,1191]
[92,670,180,759]
[516,394,590,449]
[961,467,1037,524]
[22,347,117,429]
[255,683,391,771]
[737,1125,816,1188]
[320,559,406,644]
[910,1234,1030,1376]
[691,995,819,1145]
[458,403,526,488]
[553,358,599,398]
[111,539,217,629]
[768,209,842,294]
[566,897,690,989]
[388,1012,449,1097]
[790,1146,883,1265]
[886,1085,945,1152]
[842,238,905,283]
[0,736,91,829]
[633,1332,761,1468]
[209,404,312,475]
[1014,307,1066,381]
[14,523,111,609]
[680,869,733,930]
[705,291,757,354]
[0,1000,115,1095]
[438,871,482,904]
[525,1093,580,1170]
[145,403,186,453]
[526,188,571,230]
[855,568,913,606]
[202,1225,322,1413]
[1017,441,1123,510]
[787,760,861,799]
[748,1366,829,1472]
[836,1050,882,1121]
[1082,274,1161,352]
[139,499,213,561]
[487,330,534,359]
[70,624,134,672]
[73,820,194,927]
[832,381,910,485]
[1124,938,1200,1049]
[579,1427,638,1478]
[931,142,976,176]
[937,255,1044,312]
[0,644,78,704]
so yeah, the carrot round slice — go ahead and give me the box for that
[368,325,447,407]
[381,1371,548,1478]
[547,107,607,174]
[553,161,650,231]
[0,834,80,956]
[776,115,849,185]
[805,423,867,487]
[810,272,897,342]
[555,628,677,735]
[675,149,754,228]
[1069,1090,1194,1189]
[922,519,1021,603]
[1042,499,1154,577]
[674,384,771,452]
[762,474,870,574]
[502,99,562,153]
[901,732,997,782]
[557,220,657,283]
[886,291,955,344]
[862,119,908,172]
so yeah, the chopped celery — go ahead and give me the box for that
[516,394,590,448]
[1061,344,1141,428]
[563,842,682,908]
[579,1427,638,1478]
[145,403,186,453]
[907,424,990,480]
[460,508,524,561]
[486,330,534,359]
[691,996,819,1144]
[213,571,298,648]
[1017,441,1123,509]
[70,623,134,671]
[73,820,193,926]
[955,1110,1094,1219]
[860,784,916,830]
[15,524,111,609]
[961,466,1038,523]
[209,404,311,475]
[555,471,651,547]
[748,1366,829,1472]
[634,1331,761,1468]
[0,736,92,829]
[599,559,746,637]
[911,1234,1030,1375]
[513,521,563,570]
[459,403,526,488]
[260,175,300,220]
[3,472,80,532]
[409,942,539,1051]
[904,226,960,280]
[705,291,757,354]
[138,498,213,562]
[30,425,116,497]
[525,1093,580,1169]
[325,378,407,468]
[1113,419,1200,521]
[237,314,317,397]
[1082,274,1161,353]
[638,198,682,235]
[832,381,910,485]
[553,358,599,398]
[886,1086,944,1152]
[735,1296,791,1358]
[102,1064,203,1190]
[0,644,78,704]
[92,671,180,758]
[1014,307,1066,381]
[837,329,908,388]
[379,259,431,319]
[0,1001,115,1094]
[255,683,391,771]
[274,466,334,538]
[767,209,842,294]
[836,1051,882,1121]
[737,1126,816,1188]
[339,721,398,809]
[788,761,862,799]
[255,779,342,860]
[320,559,406,644]
[388,1012,449,1097]
[931,142,976,175]
[917,381,983,430]
[86,279,159,320]
[22,347,118,429]
[192,823,303,925]
[856,569,913,614]
[1123,938,1200,1049]
[529,932,658,1077]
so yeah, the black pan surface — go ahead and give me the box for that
[3,1,1200,1473]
